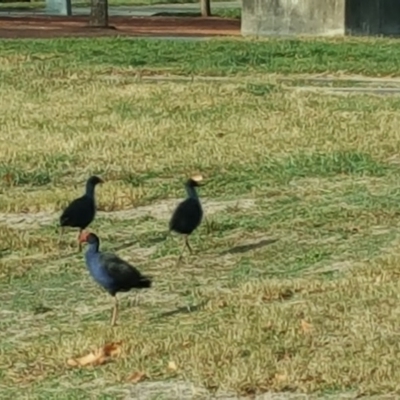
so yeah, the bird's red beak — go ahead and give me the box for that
[79,230,90,243]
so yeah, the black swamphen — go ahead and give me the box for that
[59,175,103,251]
[169,175,204,263]
[79,231,152,326]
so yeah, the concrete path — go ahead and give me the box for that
[132,75,400,95]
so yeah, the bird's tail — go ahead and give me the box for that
[139,275,152,288]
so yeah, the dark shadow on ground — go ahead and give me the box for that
[219,238,278,256]
[146,233,169,245]
[33,304,53,315]
[111,234,166,252]
[153,299,209,320]
[0,248,11,259]
[112,241,138,252]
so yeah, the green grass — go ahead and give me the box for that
[2,37,400,77]
[2,38,400,398]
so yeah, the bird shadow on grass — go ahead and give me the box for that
[33,304,53,315]
[146,233,169,245]
[111,241,138,252]
[219,238,278,256]
[0,248,11,259]
[111,234,168,252]
[151,299,209,321]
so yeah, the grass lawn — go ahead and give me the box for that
[1,37,400,398]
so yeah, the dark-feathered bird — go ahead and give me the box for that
[79,231,152,326]
[59,175,103,251]
[169,175,204,262]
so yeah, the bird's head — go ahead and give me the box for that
[87,175,104,187]
[79,231,100,246]
[187,174,204,187]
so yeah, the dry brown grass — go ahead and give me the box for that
[2,52,400,399]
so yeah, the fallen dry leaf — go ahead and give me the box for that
[67,350,105,367]
[167,361,178,371]
[103,341,122,357]
[67,342,122,367]
[3,173,13,186]
[300,319,313,333]
[274,373,288,382]
[127,371,147,384]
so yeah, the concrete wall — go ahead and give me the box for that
[242,0,400,37]
[241,0,345,37]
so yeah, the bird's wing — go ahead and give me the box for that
[60,196,87,224]
[98,252,142,284]
[169,198,201,227]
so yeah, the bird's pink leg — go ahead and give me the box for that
[77,229,82,252]
[185,235,193,255]
[131,291,139,307]
[177,235,193,266]
[111,296,119,327]
[177,237,186,265]
[59,226,64,245]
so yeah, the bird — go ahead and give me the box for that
[59,175,103,251]
[79,231,152,327]
[169,174,204,263]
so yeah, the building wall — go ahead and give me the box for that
[242,0,400,37]
[241,0,345,37]
[346,0,400,36]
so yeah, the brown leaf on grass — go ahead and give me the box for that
[127,371,147,384]
[300,319,313,334]
[67,351,105,367]
[103,341,122,357]
[217,300,228,308]
[2,173,13,186]
[67,341,122,367]
[274,373,288,382]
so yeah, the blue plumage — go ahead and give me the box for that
[85,251,116,294]
[80,231,152,326]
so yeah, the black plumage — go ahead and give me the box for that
[59,175,103,251]
[169,175,204,262]
[79,231,152,326]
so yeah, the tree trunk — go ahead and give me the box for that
[89,0,108,27]
[200,0,211,17]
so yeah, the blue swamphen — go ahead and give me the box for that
[59,175,103,251]
[79,231,152,326]
[169,175,204,263]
